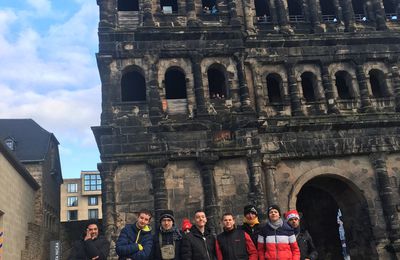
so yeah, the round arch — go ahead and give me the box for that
[207,63,228,99]
[164,66,187,99]
[121,66,146,102]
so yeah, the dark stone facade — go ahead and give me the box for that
[93,0,400,259]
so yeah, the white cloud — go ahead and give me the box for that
[26,0,52,16]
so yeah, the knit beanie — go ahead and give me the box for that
[159,210,175,223]
[284,209,300,221]
[267,204,281,217]
[243,205,258,216]
[181,218,192,232]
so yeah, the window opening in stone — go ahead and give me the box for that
[288,0,303,16]
[202,0,217,10]
[266,73,283,103]
[161,0,178,13]
[165,68,187,99]
[208,66,227,99]
[352,0,366,21]
[369,69,388,98]
[118,0,139,11]
[335,71,354,100]
[121,70,146,102]
[4,138,15,151]
[301,72,317,102]
[320,0,336,22]
[255,0,271,20]
[383,0,397,19]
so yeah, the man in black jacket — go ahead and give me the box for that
[181,210,216,260]
[285,210,318,260]
[240,204,261,247]
[68,221,110,260]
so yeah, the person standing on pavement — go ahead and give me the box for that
[216,213,258,260]
[285,210,318,260]
[240,205,261,248]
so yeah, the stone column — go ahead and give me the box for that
[355,62,374,112]
[287,64,304,116]
[148,158,168,225]
[190,53,208,115]
[98,161,118,242]
[262,157,279,206]
[234,53,252,111]
[186,0,201,26]
[247,154,267,220]
[142,0,155,26]
[373,0,388,30]
[308,0,324,32]
[340,0,356,31]
[147,57,164,124]
[391,65,400,112]
[275,0,293,34]
[242,0,256,34]
[321,63,340,114]
[370,153,400,253]
[227,0,241,25]
[97,0,116,28]
[198,154,220,235]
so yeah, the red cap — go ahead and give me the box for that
[181,218,192,231]
[284,209,300,221]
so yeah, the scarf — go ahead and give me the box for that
[243,216,260,227]
[267,218,283,230]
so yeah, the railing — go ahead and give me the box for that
[322,15,338,23]
[289,15,305,23]
[354,13,368,22]
[255,15,272,23]
[386,13,398,21]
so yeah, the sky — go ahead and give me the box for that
[0,0,101,178]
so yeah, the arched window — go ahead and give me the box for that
[287,0,303,16]
[335,71,354,100]
[118,0,139,11]
[255,0,271,18]
[369,69,388,98]
[160,0,178,13]
[165,67,187,99]
[121,69,146,102]
[207,64,227,99]
[301,72,317,102]
[266,73,283,103]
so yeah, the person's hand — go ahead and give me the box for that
[84,229,92,241]
[91,257,99,260]
[138,243,143,251]
[305,258,310,260]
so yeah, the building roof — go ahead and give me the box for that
[0,119,59,162]
[0,140,40,190]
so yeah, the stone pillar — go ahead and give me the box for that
[227,0,241,25]
[142,0,155,26]
[287,64,304,116]
[190,53,208,115]
[243,0,256,34]
[340,0,356,31]
[148,158,168,225]
[370,153,400,254]
[97,0,116,28]
[373,0,388,30]
[247,154,267,220]
[308,0,324,32]
[391,65,400,112]
[147,57,164,124]
[234,53,252,111]
[355,62,375,112]
[321,64,340,114]
[275,0,293,34]
[186,0,201,26]
[98,161,118,242]
[262,157,278,206]
[198,154,220,235]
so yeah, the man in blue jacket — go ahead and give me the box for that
[116,209,153,260]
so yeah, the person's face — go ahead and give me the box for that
[87,224,99,239]
[268,209,280,222]
[194,212,207,228]
[222,215,235,230]
[245,212,257,221]
[137,213,151,229]
[161,218,173,230]
[287,217,300,228]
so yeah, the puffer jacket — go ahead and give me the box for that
[116,223,153,260]
[181,225,216,260]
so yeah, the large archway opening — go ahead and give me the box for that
[296,176,377,260]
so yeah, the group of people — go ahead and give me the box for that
[68,204,318,260]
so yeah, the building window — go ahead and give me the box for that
[88,196,98,206]
[121,69,146,102]
[88,209,99,220]
[67,210,78,221]
[165,67,187,99]
[4,138,15,151]
[67,196,78,207]
[67,183,78,193]
[84,174,102,191]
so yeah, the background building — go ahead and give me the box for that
[60,171,103,222]
[93,0,400,259]
[0,119,63,260]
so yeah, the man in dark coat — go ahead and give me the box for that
[152,210,183,260]
[240,204,261,247]
[68,221,110,260]
[181,210,216,260]
[216,213,258,260]
[285,210,318,260]
[116,209,153,260]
